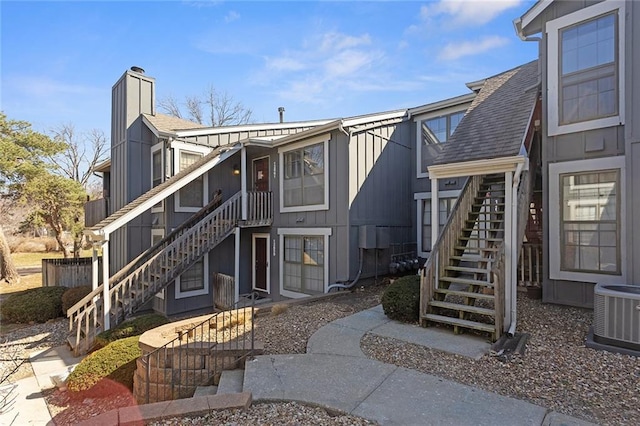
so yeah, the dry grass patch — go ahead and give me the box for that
[270,303,289,316]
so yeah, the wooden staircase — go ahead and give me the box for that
[67,192,247,355]
[422,174,506,338]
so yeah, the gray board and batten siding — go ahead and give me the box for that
[526,0,639,307]
[110,70,155,275]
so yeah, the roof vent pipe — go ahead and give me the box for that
[278,107,285,123]
[130,66,145,74]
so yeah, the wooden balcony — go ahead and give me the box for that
[84,198,109,227]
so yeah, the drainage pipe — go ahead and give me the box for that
[328,248,364,292]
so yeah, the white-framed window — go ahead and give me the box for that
[415,191,460,257]
[278,134,329,213]
[172,141,211,213]
[151,143,164,213]
[546,1,625,136]
[415,108,466,178]
[549,156,625,284]
[175,253,209,299]
[277,228,331,298]
[151,229,165,299]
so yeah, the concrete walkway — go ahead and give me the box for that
[0,345,82,425]
[2,305,596,425]
[244,305,595,426]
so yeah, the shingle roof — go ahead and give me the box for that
[143,113,206,132]
[432,60,539,166]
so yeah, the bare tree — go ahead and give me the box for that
[158,85,252,127]
[50,124,108,188]
[157,94,183,119]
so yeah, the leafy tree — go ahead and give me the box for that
[0,113,86,263]
[158,85,252,127]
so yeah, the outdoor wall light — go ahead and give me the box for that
[233,164,240,176]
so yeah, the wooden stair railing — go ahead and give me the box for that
[67,192,243,355]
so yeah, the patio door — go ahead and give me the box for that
[253,234,270,293]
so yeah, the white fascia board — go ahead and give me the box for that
[175,119,335,138]
[408,93,475,119]
[343,110,407,127]
[428,155,525,179]
[96,145,240,237]
[521,0,553,30]
[272,120,342,147]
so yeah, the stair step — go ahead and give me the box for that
[459,236,503,242]
[439,276,492,287]
[423,313,496,333]
[461,228,504,232]
[444,265,489,274]
[217,369,244,394]
[454,246,500,252]
[193,385,218,397]
[429,301,495,317]
[434,288,495,300]
[469,219,504,223]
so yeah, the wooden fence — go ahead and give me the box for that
[42,257,103,288]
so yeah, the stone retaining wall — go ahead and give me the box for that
[133,309,262,404]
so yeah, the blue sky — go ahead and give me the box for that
[1,0,538,136]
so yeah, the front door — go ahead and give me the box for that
[253,234,269,292]
[253,157,269,191]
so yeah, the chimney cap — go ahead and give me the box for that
[278,106,285,112]
[130,66,145,74]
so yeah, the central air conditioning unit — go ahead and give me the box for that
[593,283,640,351]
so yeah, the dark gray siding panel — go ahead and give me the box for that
[631,143,640,284]
[543,280,594,309]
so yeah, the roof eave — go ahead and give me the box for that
[518,0,552,36]
[428,155,526,180]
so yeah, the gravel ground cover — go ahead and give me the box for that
[3,280,640,425]
[361,293,640,426]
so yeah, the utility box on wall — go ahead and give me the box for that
[359,225,377,249]
[376,227,390,249]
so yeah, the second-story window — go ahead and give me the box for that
[151,143,164,213]
[560,12,617,125]
[172,141,211,213]
[279,136,329,213]
[420,110,465,174]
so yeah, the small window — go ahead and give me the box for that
[419,110,466,174]
[422,197,457,250]
[559,13,617,124]
[179,260,205,292]
[560,170,619,274]
[546,1,624,135]
[178,151,204,208]
[280,137,329,212]
[283,235,324,295]
[151,144,164,212]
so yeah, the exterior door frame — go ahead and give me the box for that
[252,233,270,293]
[252,156,270,192]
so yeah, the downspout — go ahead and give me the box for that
[508,160,525,337]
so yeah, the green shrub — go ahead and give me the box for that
[0,286,67,323]
[381,275,420,323]
[66,335,141,395]
[93,313,169,350]
[61,285,92,313]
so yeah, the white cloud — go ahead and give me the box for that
[224,11,240,23]
[265,56,307,72]
[10,75,102,97]
[421,0,522,26]
[319,32,371,52]
[438,35,509,61]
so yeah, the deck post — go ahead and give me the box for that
[241,146,247,221]
[92,243,99,291]
[234,227,240,304]
[431,177,439,289]
[102,236,111,330]
[504,171,513,331]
